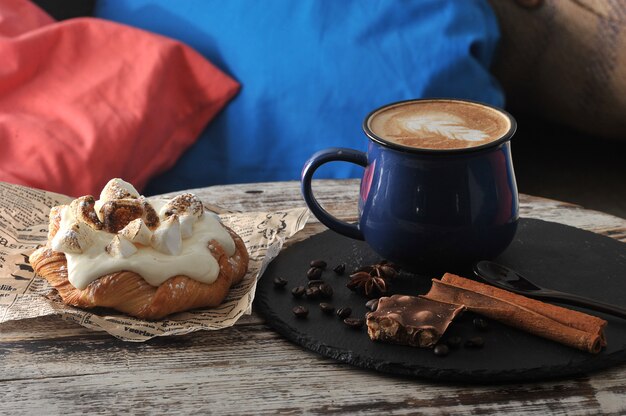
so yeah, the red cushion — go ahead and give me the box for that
[0,0,239,196]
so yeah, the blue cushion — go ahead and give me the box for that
[95,0,504,194]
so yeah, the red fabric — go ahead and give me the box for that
[0,0,239,196]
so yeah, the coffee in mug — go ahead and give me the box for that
[367,99,511,150]
[301,98,519,273]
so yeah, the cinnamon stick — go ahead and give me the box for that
[441,273,607,344]
[423,274,607,353]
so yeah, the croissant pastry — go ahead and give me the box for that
[29,179,249,320]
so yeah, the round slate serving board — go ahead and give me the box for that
[254,218,626,383]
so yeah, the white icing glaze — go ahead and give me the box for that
[57,198,236,290]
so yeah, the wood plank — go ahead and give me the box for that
[0,313,265,341]
[1,324,624,415]
[0,369,611,415]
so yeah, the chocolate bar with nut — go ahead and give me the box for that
[366,295,465,348]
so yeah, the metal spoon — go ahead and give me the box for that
[473,260,626,320]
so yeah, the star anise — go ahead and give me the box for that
[354,260,400,280]
[346,260,400,298]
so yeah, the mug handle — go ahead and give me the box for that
[301,148,367,241]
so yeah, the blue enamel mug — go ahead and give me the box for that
[301,99,519,272]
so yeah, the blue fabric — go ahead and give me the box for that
[95,0,504,194]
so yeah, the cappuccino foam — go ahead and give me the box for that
[367,100,511,150]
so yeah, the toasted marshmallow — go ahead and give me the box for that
[106,235,138,258]
[119,218,152,246]
[51,221,94,254]
[139,197,160,229]
[179,215,197,239]
[161,193,204,220]
[48,205,65,241]
[70,195,103,230]
[99,199,144,233]
[160,194,203,239]
[99,198,160,233]
[100,178,140,202]
[150,215,182,255]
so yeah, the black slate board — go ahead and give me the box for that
[254,218,626,383]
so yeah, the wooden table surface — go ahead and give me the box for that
[1,179,625,415]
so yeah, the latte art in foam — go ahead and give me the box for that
[401,113,489,142]
[367,100,511,150]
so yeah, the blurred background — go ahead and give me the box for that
[29,0,626,219]
[489,0,626,219]
[513,115,625,219]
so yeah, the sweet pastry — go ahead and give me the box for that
[29,178,249,320]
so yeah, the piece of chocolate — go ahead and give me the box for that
[366,295,465,348]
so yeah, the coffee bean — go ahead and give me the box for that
[319,283,334,298]
[433,344,450,357]
[305,286,321,299]
[273,277,288,288]
[307,267,323,280]
[365,298,379,312]
[333,263,346,275]
[336,307,352,319]
[473,317,489,331]
[446,336,462,349]
[319,302,335,314]
[291,286,305,298]
[310,260,327,269]
[292,306,308,318]
[307,279,324,287]
[343,318,364,329]
[465,336,485,349]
